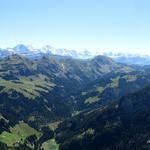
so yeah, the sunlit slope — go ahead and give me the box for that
[73,72,150,110]
[0,121,42,150]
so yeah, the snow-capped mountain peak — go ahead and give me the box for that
[0,44,150,65]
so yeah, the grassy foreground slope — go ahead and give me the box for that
[0,121,42,149]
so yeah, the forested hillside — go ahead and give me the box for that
[0,54,150,149]
[56,85,150,150]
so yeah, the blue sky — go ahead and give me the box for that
[0,0,150,54]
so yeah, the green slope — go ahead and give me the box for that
[0,121,41,149]
[73,71,150,110]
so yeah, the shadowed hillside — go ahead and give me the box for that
[56,85,150,150]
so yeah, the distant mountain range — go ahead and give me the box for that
[1,44,150,65]
[0,44,93,60]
